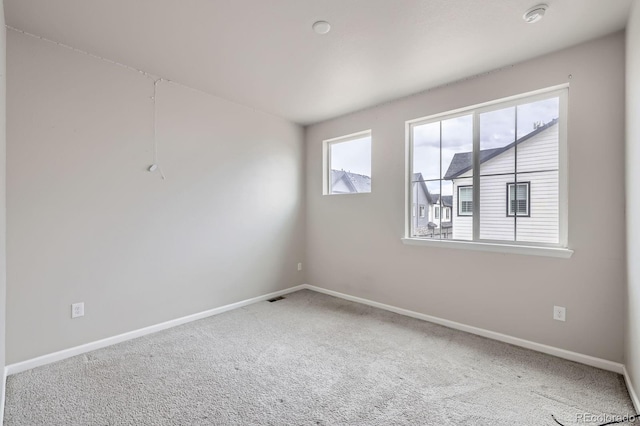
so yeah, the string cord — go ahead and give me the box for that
[152,79,166,180]
[7,25,168,180]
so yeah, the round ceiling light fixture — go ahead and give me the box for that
[523,4,548,23]
[312,21,331,35]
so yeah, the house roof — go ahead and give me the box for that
[443,118,558,180]
[431,194,453,207]
[413,173,453,207]
[331,169,371,193]
[412,173,433,204]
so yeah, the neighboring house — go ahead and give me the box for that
[443,119,559,243]
[411,173,432,232]
[331,169,371,194]
[431,194,453,224]
[412,173,453,238]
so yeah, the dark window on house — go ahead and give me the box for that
[507,183,530,216]
[435,206,440,220]
[458,186,473,216]
[419,205,426,218]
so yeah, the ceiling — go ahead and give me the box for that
[5,0,634,125]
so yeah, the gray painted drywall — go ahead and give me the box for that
[626,0,640,403]
[6,30,305,364]
[0,0,6,413]
[306,32,627,362]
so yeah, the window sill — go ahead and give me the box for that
[401,238,573,258]
[323,192,372,196]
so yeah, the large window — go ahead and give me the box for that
[408,86,567,248]
[323,130,372,195]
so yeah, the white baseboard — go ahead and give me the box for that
[624,366,640,413]
[3,283,631,402]
[5,284,307,376]
[303,284,625,375]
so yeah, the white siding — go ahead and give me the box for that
[450,124,559,244]
[479,174,515,241]
[452,177,473,240]
[480,147,515,176]
[516,170,559,243]
[517,126,558,173]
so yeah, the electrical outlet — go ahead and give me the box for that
[72,302,85,319]
[553,305,566,322]
[297,263,302,271]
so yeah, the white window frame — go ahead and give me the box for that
[322,130,372,195]
[403,84,572,258]
[434,205,440,220]
[419,205,426,218]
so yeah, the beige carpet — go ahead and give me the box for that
[4,290,636,425]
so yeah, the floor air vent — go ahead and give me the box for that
[268,296,285,303]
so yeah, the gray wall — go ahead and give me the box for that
[0,0,6,413]
[6,30,306,364]
[306,32,626,362]
[626,0,640,402]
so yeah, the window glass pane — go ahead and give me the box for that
[411,177,428,237]
[515,98,560,244]
[439,180,453,239]
[442,115,473,179]
[516,97,560,143]
[413,122,440,181]
[410,179,456,240]
[329,135,371,194]
[479,107,516,242]
[453,181,473,240]
[442,114,472,241]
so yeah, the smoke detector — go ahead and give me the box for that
[523,4,548,23]
[312,21,331,35]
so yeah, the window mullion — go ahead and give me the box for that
[408,124,415,237]
[559,90,569,247]
[472,112,480,241]
[439,121,442,240]
[514,110,518,239]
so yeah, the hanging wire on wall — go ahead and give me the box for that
[150,79,166,180]
[6,24,288,182]
[6,25,169,180]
